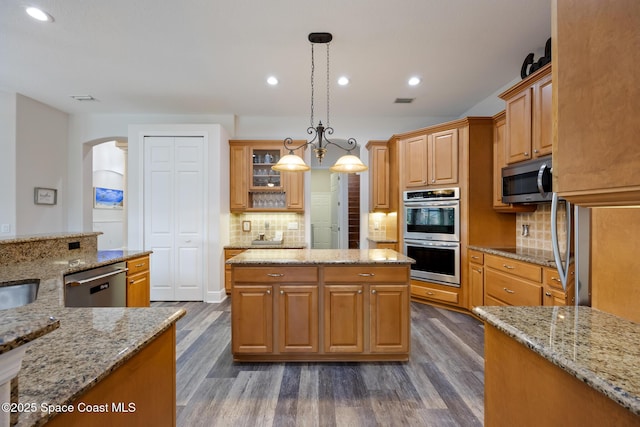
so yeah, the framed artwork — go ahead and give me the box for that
[94,187,124,209]
[34,187,57,205]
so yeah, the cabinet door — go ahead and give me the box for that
[230,145,249,210]
[402,134,428,188]
[278,285,318,353]
[469,263,484,310]
[284,170,304,211]
[323,285,364,353]
[127,271,150,307]
[493,114,509,209]
[370,285,409,353]
[485,268,542,306]
[250,147,283,190]
[368,143,390,210]
[428,129,458,185]
[505,88,532,164]
[532,72,553,157]
[232,285,273,354]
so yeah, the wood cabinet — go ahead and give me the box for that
[230,263,410,361]
[492,111,535,213]
[369,241,398,251]
[229,140,305,212]
[468,249,484,310]
[366,140,390,211]
[401,129,458,189]
[126,255,150,307]
[500,64,552,164]
[46,325,176,427]
[223,248,245,294]
[553,0,640,206]
[543,266,575,306]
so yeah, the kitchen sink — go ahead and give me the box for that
[0,280,39,310]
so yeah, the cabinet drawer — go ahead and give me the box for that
[411,284,459,304]
[543,265,575,290]
[233,266,318,283]
[468,249,484,265]
[127,256,149,275]
[324,266,408,283]
[485,268,542,306]
[485,254,542,282]
[225,249,245,260]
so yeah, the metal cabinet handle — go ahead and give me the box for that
[545,292,552,297]
[280,290,284,295]
[503,287,515,294]
[371,289,376,294]
[551,277,562,283]
[266,289,271,294]
[267,273,284,277]
[431,179,436,183]
[473,268,482,273]
[502,264,515,270]
[524,152,529,157]
[471,255,480,260]
[427,291,435,296]
[534,149,539,153]
[357,290,362,294]
[358,273,375,277]
[134,263,146,268]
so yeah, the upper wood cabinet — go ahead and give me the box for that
[500,63,552,165]
[553,0,640,206]
[492,111,535,213]
[366,140,390,211]
[401,129,458,189]
[229,140,304,212]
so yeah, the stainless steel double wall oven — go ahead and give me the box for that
[403,188,460,287]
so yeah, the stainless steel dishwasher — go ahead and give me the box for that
[64,262,128,307]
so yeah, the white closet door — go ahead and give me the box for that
[144,136,205,301]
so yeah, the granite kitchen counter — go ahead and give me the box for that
[224,243,307,249]
[226,248,414,265]
[0,246,185,427]
[467,245,569,268]
[474,305,640,416]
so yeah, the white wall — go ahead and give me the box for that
[15,94,69,234]
[460,75,521,117]
[0,91,17,237]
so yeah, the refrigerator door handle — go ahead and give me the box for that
[551,192,572,291]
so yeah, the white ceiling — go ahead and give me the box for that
[0,0,551,119]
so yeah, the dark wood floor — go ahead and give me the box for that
[153,299,485,426]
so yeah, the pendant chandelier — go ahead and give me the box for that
[272,32,368,174]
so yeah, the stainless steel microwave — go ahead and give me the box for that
[502,156,552,204]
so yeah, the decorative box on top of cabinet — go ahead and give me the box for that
[229,140,305,212]
[499,63,552,165]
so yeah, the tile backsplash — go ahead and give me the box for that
[367,212,398,241]
[229,213,306,245]
[516,203,567,253]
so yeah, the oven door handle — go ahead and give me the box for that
[404,240,459,248]
[404,201,459,208]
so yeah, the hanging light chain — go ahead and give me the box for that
[326,42,330,128]
[310,43,315,128]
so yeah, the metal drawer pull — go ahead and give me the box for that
[474,268,482,273]
[267,273,284,277]
[357,290,362,294]
[134,263,146,268]
[471,256,480,259]
[502,264,515,269]
[371,289,376,294]
[503,287,515,294]
[551,277,561,282]
[358,273,375,277]
[545,292,552,297]
[280,290,284,295]
[427,291,435,296]
[266,289,271,294]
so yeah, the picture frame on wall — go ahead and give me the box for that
[34,187,57,205]
[94,187,124,209]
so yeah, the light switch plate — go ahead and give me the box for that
[287,222,298,230]
[1,224,9,233]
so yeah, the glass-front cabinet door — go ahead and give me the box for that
[251,148,282,189]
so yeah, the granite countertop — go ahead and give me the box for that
[474,305,640,416]
[467,245,568,268]
[224,243,307,249]
[0,232,101,245]
[0,249,185,427]
[226,248,415,265]
[366,237,398,243]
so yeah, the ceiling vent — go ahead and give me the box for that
[394,98,415,104]
[70,95,97,101]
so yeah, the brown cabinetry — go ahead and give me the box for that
[500,64,552,164]
[366,140,390,211]
[553,0,640,206]
[229,140,305,212]
[223,248,245,294]
[126,255,150,307]
[401,129,458,189]
[230,263,410,361]
[468,249,484,310]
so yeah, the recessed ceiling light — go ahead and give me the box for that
[337,76,349,86]
[70,95,97,101]
[267,76,278,86]
[26,7,54,22]
[408,76,421,86]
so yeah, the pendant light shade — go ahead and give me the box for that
[329,154,369,173]
[272,153,311,172]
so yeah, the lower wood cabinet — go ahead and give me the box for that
[468,249,485,310]
[231,264,410,361]
[126,255,150,307]
[224,248,246,294]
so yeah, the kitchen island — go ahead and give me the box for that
[475,305,640,426]
[0,233,185,427]
[227,248,414,362]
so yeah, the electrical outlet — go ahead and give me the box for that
[287,222,299,230]
[1,224,9,233]
[374,221,380,230]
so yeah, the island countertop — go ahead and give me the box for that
[226,248,415,265]
[0,248,185,427]
[473,305,640,416]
